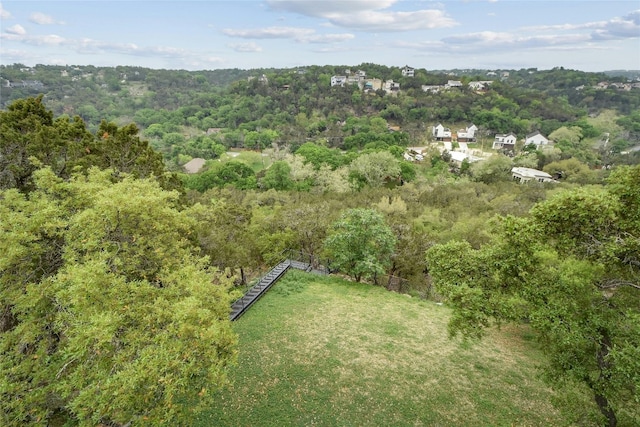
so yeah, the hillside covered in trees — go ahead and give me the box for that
[2,63,639,173]
[1,63,640,426]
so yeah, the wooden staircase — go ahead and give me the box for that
[229,259,326,321]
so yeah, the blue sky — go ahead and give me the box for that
[1,1,639,71]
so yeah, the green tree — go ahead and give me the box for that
[323,208,396,282]
[295,142,343,169]
[261,160,293,191]
[469,154,513,184]
[189,198,256,284]
[0,167,237,426]
[0,96,95,192]
[349,151,401,189]
[426,168,640,426]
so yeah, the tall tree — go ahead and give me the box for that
[323,208,396,282]
[426,168,640,426]
[0,96,94,192]
[348,151,401,189]
[0,167,237,426]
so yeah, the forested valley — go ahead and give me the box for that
[1,63,639,426]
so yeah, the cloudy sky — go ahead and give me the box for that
[1,1,639,71]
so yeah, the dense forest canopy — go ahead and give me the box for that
[2,64,639,172]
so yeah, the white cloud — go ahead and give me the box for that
[223,26,314,39]
[327,9,456,31]
[523,10,639,40]
[1,32,68,46]
[6,24,26,35]
[595,9,640,39]
[223,26,353,44]
[303,33,354,43]
[268,1,397,16]
[29,12,64,25]
[0,2,12,20]
[228,42,263,53]
[267,0,457,32]
[442,31,591,51]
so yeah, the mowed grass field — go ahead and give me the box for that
[197,270,594,426]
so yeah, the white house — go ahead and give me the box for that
[457,124,478,142]
[525,131,549,147]
[468,81,493,91]
[384,80,400,93]
[433,123,452,141]
[421,85,443,93]
[511,167,555,183]
[331,75,347,87]
[401,65,415,77]
[492,133,517,150]
[446,80,463,88]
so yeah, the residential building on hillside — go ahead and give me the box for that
[525,131,549,147]
[433,123,452,141]
[363,78,383,91]
[468,81,493,91]
[492,132,517,150]
[421,85,443,93]
[512,167,555,183]
[401,65,415,77]
[456,124,478,142]
[384,80,400,93]
[331,75,347,87]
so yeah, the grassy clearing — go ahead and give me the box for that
[198,270,596,426]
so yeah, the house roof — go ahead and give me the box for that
[495,132,517,138]
[183,158,206,174]
[512,167,553,179]
[526,131,546,138]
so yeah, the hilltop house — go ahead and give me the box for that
[421,85,443,93]
[433,124,452,141]
[384,80,400,94]
[363,78,383,91]
[512,167,555,183]
[525,131,549,147]
[331,75,347,87]
[492,133,517,150]
[468,81,493,91]
[456,124,478,142]
[401,65,415,77]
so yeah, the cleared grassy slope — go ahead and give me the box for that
[198,270,595,426]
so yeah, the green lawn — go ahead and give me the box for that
[197,270,595,426]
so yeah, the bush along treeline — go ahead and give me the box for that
[1,88,639,426]
[2,63,639,171]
